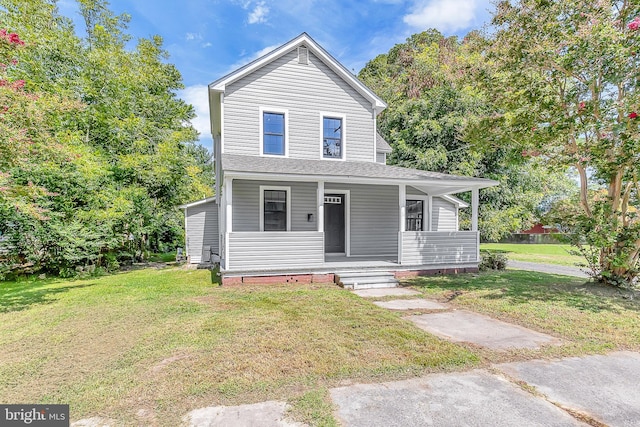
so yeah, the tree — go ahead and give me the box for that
[0,0,213,277]
[470,0,640,286]
[359,30,576,240]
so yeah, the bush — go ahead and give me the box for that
[479,250,508,271]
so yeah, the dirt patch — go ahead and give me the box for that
[151,353,193,373]
[192,295,231,310]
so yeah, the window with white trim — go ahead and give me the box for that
[406,199,424,231]
[323,116,343,159]
[260,186,291,231]
[263,112,285,155]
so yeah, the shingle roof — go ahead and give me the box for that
[221,154,498,188]
[376,132,392,153]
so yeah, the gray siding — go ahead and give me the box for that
[224,49,375,162]
[402,231,478,265]
[228,231,324,270]
[232,179,317,232]
[186,201,219,263]
[432,197,458,231]
[376,153,386,164]
[326,183,398,256]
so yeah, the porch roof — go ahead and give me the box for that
[221,154,498,195]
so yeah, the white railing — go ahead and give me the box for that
[227,231,324,271]
[401,231,479,265]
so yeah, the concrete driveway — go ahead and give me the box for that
[331,351,640,427]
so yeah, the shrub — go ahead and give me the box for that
[479,250,508,271]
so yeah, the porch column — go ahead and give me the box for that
[398,184,406,264]
[427,195,433,231]
[471,187,479,262]
[317,181,324,232]
[225,178,233,232]
[225,178,233,269]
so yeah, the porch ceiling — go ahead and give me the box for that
[222,154,498,192]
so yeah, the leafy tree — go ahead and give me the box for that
[0,0,213,277]
[471,0,640,286]
[359,30,576,240]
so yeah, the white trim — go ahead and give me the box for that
[220,93,225,154]
[224,171,497,190]
[178,196,217,209]
[323,189,350,256]
[259,106,289,158]
[405,195,429,232]
[319,112,347,161]
[317,181,324,233]
[373,112,377,163]
[398,184,406,263]
[208,33,387,111]
[225,178,233,233]
[427,195,433,232]
[441,194,469,208]
[259,185,292,231]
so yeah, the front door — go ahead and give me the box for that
[324,194,345,253]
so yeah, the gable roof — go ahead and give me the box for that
[222,154,498,195]
[178,196,217,210]
[376,132,392,153]
[208,33,387,112]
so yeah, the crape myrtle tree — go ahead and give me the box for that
[0,0,213,277]
[470,0,640,286]
[359,30,576,241]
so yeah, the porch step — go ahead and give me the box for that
[335,270,398,290]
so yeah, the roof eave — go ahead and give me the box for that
[223,169,498,190]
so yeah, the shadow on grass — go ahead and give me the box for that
[408,270,639,314]
[0,279,97,313]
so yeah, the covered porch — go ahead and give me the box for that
[218,154,498,279]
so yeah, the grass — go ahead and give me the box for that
[2,267,639,426]
[481,243,584,266]
[406,270,640,361]
[0,268,477,426]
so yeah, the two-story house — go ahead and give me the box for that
[183,33,497,286]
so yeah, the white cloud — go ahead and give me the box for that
[178,84,210,137]
[404,0,477,33]
[202,42,212,48]
[185,32,202,41]
[227,44,279,72]
[248,1,269,24]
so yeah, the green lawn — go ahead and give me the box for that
[0,268,476,426]
[1,267,638,426]
[481,243,584,266]
[406,271,640,359]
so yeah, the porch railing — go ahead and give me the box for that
[401,231,478,265]
[227,231,324,271]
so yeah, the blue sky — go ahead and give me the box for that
[57,0,494,151]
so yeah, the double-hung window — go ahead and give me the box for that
[262,111,286,156]
[260,186,290,231]
[406,199,424,231]
[323,116,344,159]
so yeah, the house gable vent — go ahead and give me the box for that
[298,46,309,65]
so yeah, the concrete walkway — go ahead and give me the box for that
[508,260,590,278]
[407,310,562,350]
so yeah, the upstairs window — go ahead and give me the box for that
[263,112,285,156]
[406,199,424,231]
[323,116,343,159]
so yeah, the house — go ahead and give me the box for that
[195,33,498,286]
[179,197,218,264]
